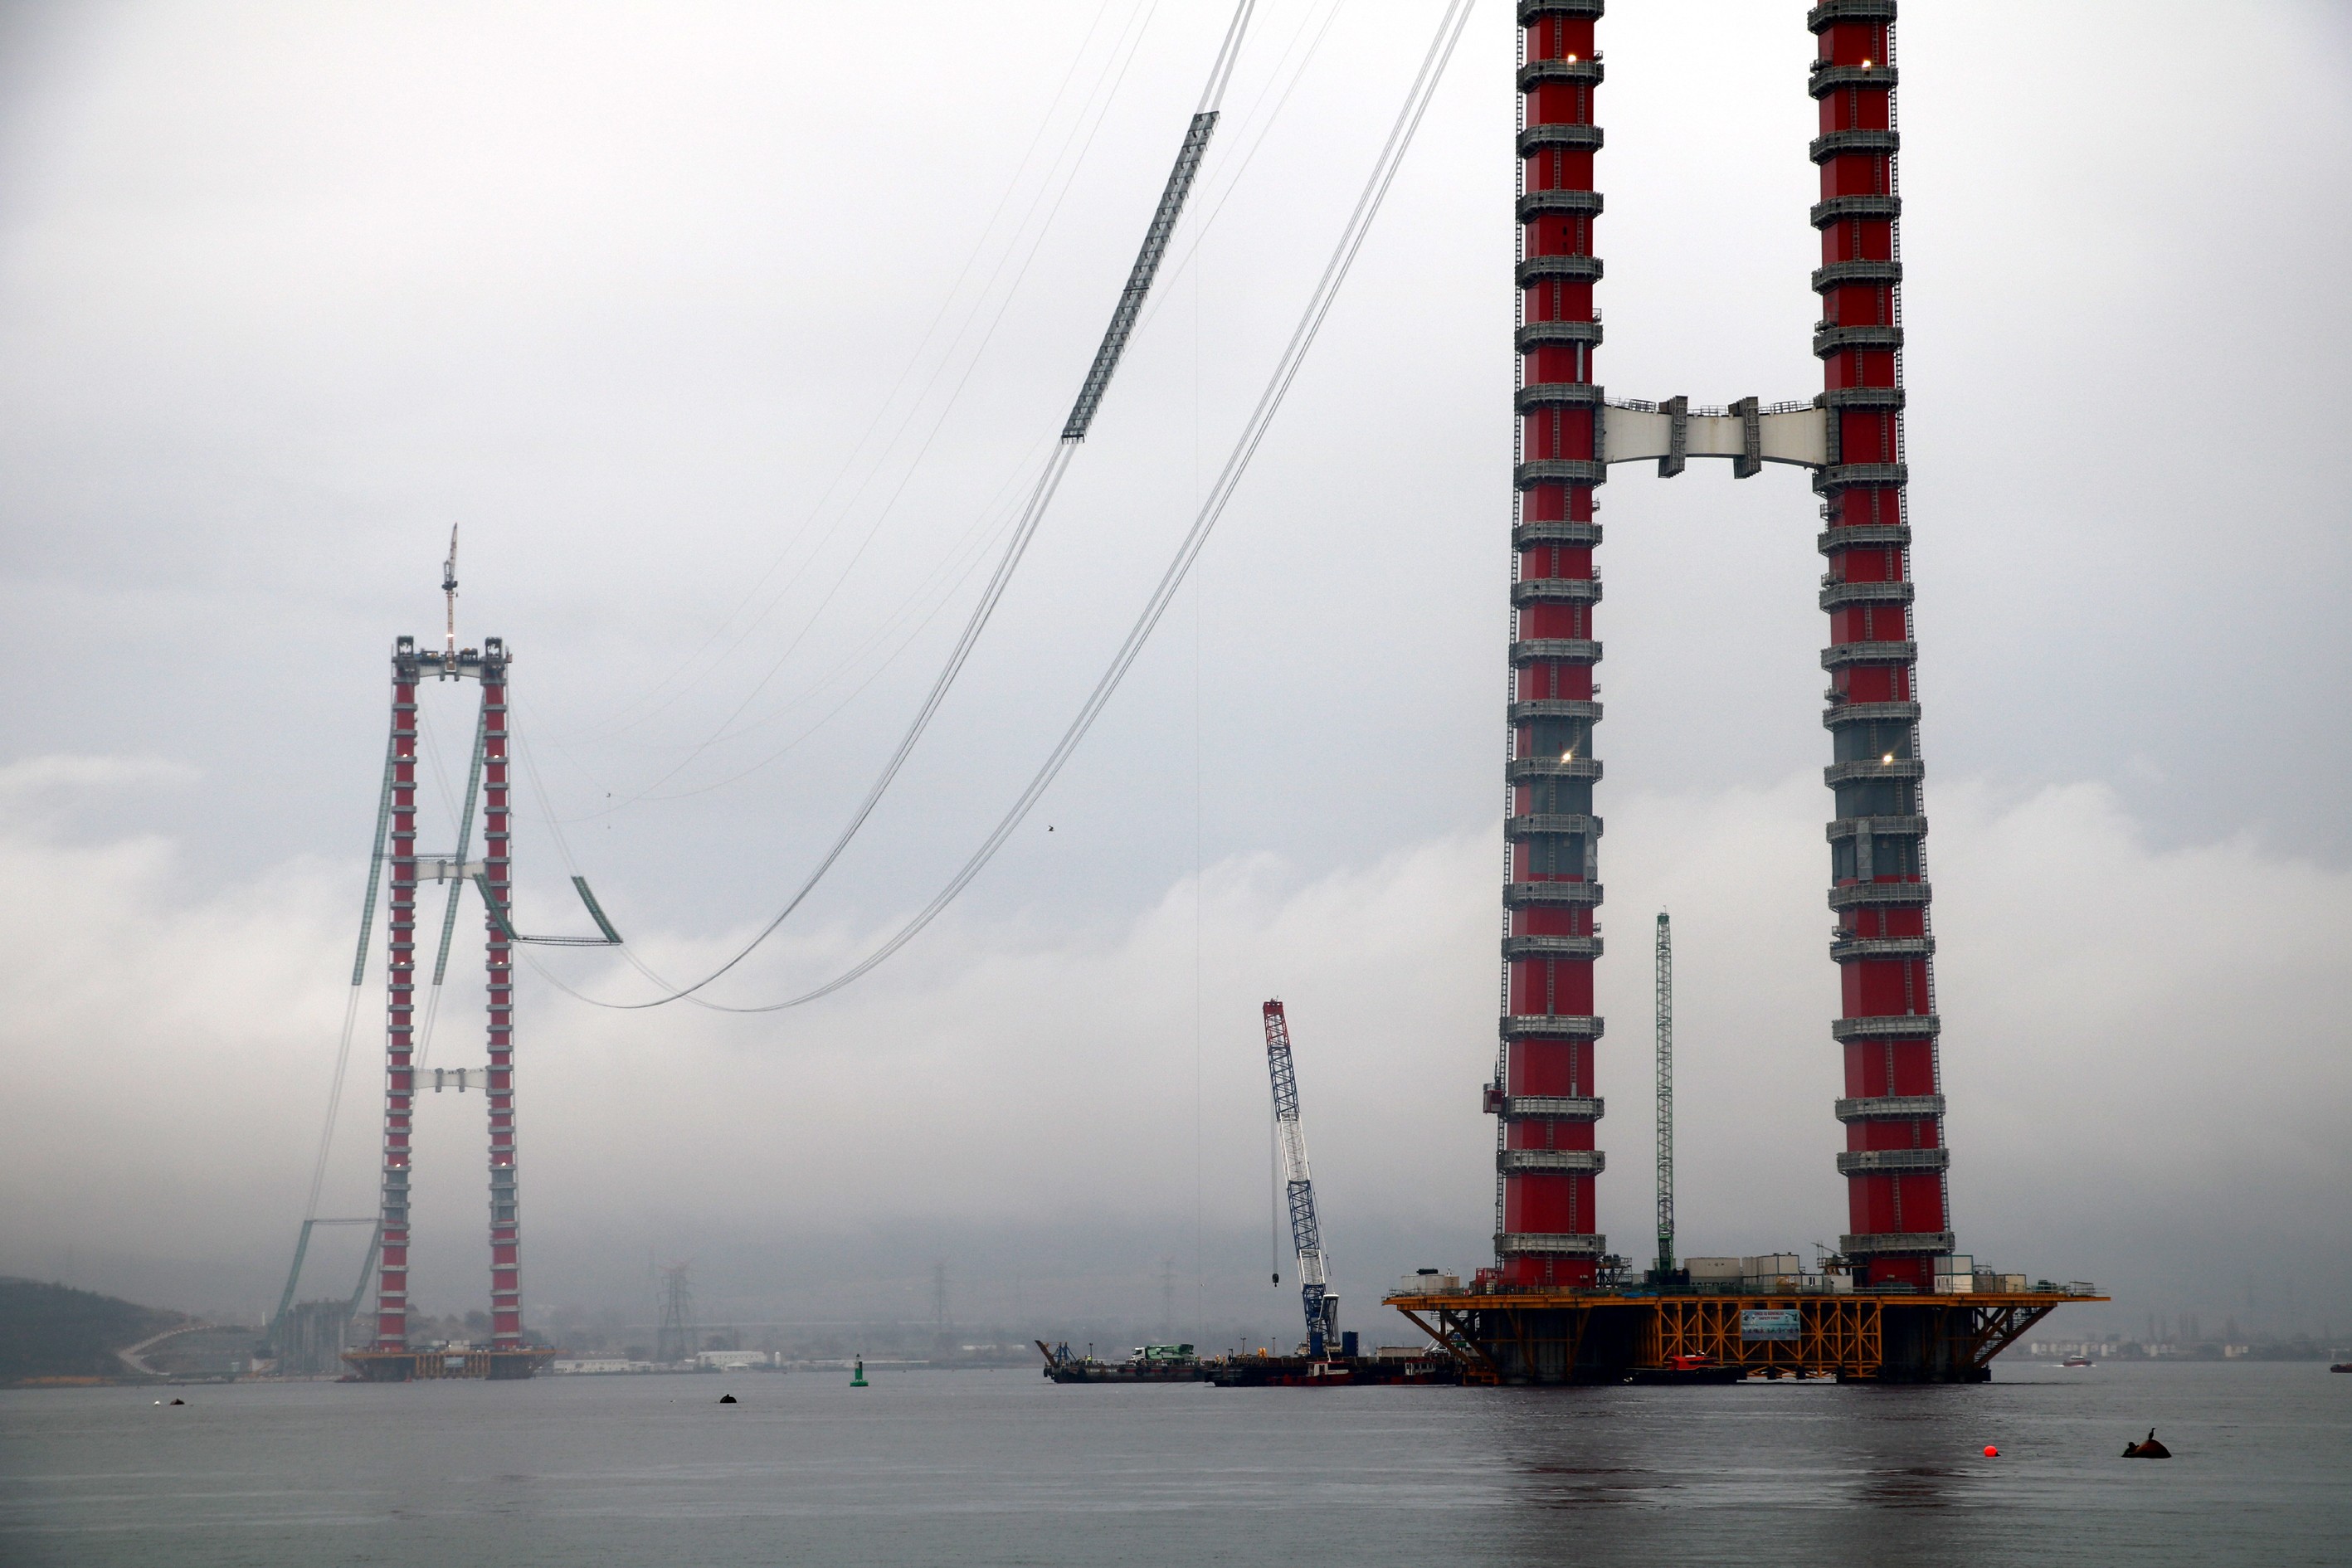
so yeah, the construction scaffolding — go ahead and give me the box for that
[1387,1285,2100,1385]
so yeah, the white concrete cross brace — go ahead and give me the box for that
[1600,397,1828,476]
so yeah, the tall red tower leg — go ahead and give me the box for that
[1492,0,1607,1289]
[373,639,422,1348]
[1809,0,1951,1288]
[479,639,524,1348]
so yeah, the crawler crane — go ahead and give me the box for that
[1262,1000,1337,1358]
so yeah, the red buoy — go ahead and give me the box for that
[1983,1445,1999,1458]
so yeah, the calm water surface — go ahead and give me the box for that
[2,1362,2344,1566]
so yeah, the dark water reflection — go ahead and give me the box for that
[1,1363,2341,1566]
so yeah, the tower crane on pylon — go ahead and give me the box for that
[440,524,460,669]
[1261,1000,1337,1358]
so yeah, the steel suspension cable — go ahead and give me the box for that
[545,0,1475,1015]
[572,0,1178,812]
[603,0,1173,799]
[295,723,399,1229]
[562,0,1146,749]
[540,1,1259,1009]
[706,0,1475,1012]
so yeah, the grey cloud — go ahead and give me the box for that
[3,760,2345,1339]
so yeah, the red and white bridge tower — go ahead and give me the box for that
[1489,0,1952,1291]
[1493,0,1610,1289]
[1808,0,1949,1289]
[370,633,531,1355]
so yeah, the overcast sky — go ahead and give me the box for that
[2,0,2348,1347]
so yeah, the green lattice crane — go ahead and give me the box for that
[1654,912,1675,1278]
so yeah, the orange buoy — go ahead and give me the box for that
[1983,1445,1999,1458]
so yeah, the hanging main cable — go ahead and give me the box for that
[621,7,1255,801]
[295,727,399,1221]
[564,0,1155,750]
[557,1,1258,1008]
[547,0,1474,1015]
[577,0,1213,811]
[1130,0,1346,346]
[631,1,1305,801]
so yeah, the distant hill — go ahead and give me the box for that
[0,1277,187,1382]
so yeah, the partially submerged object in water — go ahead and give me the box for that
[2122,1428,2172,1458]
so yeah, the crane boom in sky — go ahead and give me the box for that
[440,523,459,664]
[1656,911,1675,1280]
[1262,999,1336,1358]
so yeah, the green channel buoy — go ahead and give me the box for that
[850,1355,868,1388]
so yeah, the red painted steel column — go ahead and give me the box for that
[480,640,524,1347]
[1809,0,1952,1288]
[1492,0,1607,1288]
[373,639,422,1347]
